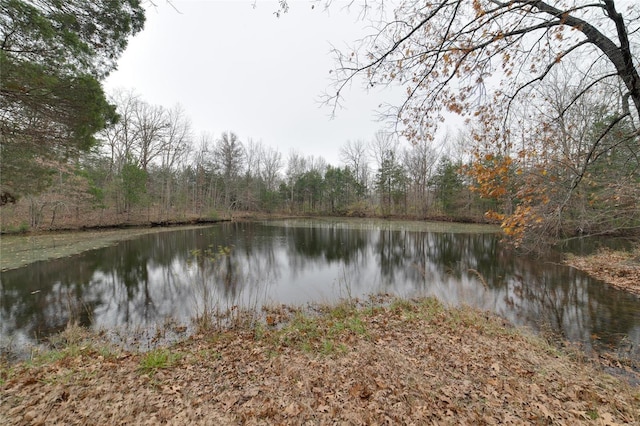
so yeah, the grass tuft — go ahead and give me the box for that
[138,349,181,374]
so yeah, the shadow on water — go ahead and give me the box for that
[1,219,639,364]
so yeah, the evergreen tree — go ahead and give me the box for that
[0,0,145,202]
[430,157,464,215]
[375,150,407,215]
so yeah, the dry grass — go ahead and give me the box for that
[1,298,639,425]
[566,248,640,296]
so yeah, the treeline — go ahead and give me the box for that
[0,89,492,232]
[3,81,640,253]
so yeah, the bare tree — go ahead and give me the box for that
[403,138,439,216]
[162,105,192,170]
[244,138,262,181]
[286,150,307,211]
[190,132,215,214]
[103,90,176,173]
[306,155,328,175]
[158,104,192,213]
[102,89,141,172]
[134,101,169,172]
[215,131,246,209]
[369,130,398,170]
[340,138,370,190]
[328,1,639,138]
[369,130,406,214]
[261,146,283,192]
[241,138,264,210]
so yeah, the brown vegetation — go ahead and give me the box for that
[565,248,640,296]
[2,298,638,425]
[0,203,224,234]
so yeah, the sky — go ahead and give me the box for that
[104,0,406,166]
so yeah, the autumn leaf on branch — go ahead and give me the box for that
[320,0,640,246]
[326,0,639,140]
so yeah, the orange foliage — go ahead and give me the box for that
[468,145,550,246]
[468,153,513,200]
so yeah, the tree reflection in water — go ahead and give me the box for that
[1,220,638,360]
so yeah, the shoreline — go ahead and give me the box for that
[1,297,638,424]
[0,209,491,235]
[565,248,640,296]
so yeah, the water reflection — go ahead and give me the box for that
[1,220,638,360]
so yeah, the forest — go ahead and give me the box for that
[0,87,487,230]
[1,0,640,252]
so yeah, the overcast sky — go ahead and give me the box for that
[104,0,407,165]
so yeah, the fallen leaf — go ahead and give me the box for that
[535,402,553,420]
[284,402,301,416]
[243,387,259,398]
[600,412,620,426]
[349,383,372,399]
[223,395,239,409]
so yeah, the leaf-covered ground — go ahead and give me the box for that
[1,298,638,425]
[565,248,640,296]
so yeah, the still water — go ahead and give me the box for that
[1,219,639,360]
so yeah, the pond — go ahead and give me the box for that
[1,219,639,362]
